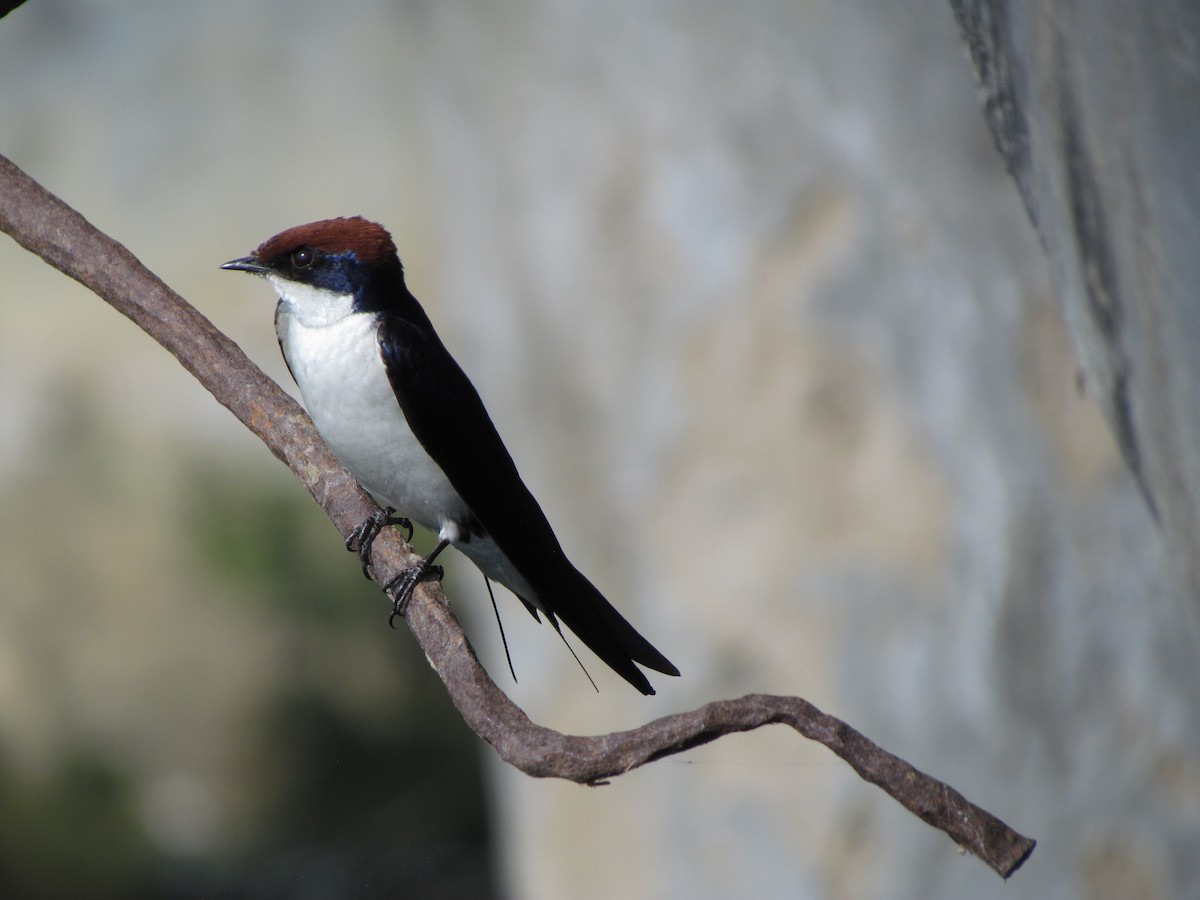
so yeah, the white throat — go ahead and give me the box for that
[269,275,356,328]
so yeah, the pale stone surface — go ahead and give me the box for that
[952,0,1200,611]
[1,1,1197,897]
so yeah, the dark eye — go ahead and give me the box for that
[291,247,315,269]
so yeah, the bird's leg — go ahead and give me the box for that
[346,507,414,578]
[386,538,449,627]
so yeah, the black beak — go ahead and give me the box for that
[220,256,269,274]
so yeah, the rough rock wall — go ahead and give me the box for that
[405,1,1199,896]
[951,0,1200,611]
[2,1,1198,897]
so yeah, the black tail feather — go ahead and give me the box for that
[483,576,519,684]
[534,562,679,695]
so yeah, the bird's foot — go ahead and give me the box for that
[385,562,444,627]
[346,507,414,578]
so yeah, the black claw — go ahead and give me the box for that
[347,507,414,577]
[385,563,444,628]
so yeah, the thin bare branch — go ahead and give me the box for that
[0,153,1034,879]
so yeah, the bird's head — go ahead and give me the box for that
[222,216,405,321]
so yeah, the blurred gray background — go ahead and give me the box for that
[2,1,1197,898]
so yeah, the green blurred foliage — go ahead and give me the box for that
[0,748,159,899]
[0,417,497,898]
[187,464,372,624]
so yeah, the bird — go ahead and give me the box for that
[222,216,679,695]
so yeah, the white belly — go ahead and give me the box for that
[275,299,540,605]
[276,304,468,535]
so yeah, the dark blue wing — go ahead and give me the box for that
[376,312,678,693]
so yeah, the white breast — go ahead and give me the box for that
[271,281,540,606]
[274,293,469,536]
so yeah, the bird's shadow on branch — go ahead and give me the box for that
[0,152,1035,880]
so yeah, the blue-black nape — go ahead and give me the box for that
[348,253,410,315]
[285,247,407,315]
